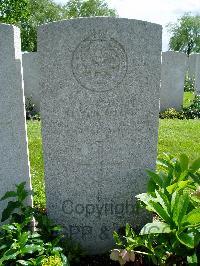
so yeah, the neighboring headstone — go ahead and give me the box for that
[194,54,200,95]
[188,53,197,78]
[160,51,187,111]
[22,52,40,112]
[0,24,32,219]
[38,17,162,253]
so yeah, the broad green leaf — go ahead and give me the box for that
[146,170,163,188]
[1,224,17,231]
[171,191,178,212]
[190,158,200,172]
[167,180,191,194]
[21,244,44,254]
[167,183,177,194]
[173,193,189,226]
[187,253,198,265]
[179,170,189,181]
[186,208,200,225]
[160,172,171,187]
[0,248,20,263]
[150,201,171,224]
[113,231,123,246]
[125,223,131,237]
[177,180,192,191]
[18,232,29,247]
[157,158,172,169]
[155,190,170,214]
[147,178,157,193]
[136,193,154,208]
[16,182,26,192]
[1,201,21,222]
[140,222,171,235]
[0,191,17,201]
[16,182,29,202]
[176,231,197,248]
[180,154,189,172]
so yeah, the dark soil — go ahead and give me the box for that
[72,254,188,266]
[72,253,146,266]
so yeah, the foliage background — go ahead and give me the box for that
[167,13,200,55]
[0,0,117,51]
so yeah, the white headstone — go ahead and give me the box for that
[0,24,32,219]
[188,53,197,78]
[38,17,162,254]
[160,51,187,111]
[193,54,200,95]
[22,52,40,112]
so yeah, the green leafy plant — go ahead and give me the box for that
[159,108,184,119]
[184,74,195,92]
[148,153,200,193]
[25,97,40,121]
[160,95,200,120]
[111,154,200,265]
[41,255,63,266]
[0,182,69,265]
[182,95,200,119]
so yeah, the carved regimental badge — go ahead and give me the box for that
[72,33,127,92]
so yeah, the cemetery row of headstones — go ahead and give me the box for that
[0,18,197,254]
[22,51,200,113]
[160,52,200,111]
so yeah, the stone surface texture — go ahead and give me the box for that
[22,52,40,112]
[160,51,187,111]
[38,17,162,253]
[193,54,200,94]
[188,53,197,78]
[0,24,32,219]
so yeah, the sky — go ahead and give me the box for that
[53,0,200,51]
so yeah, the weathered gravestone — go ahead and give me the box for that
[22,52,40,112]
[160,51,187,111]
[193,54,200,95]
[38,17,162,253]
[0,24,32,219]
[188,53,198,78]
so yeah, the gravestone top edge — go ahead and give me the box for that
[162,51,187,56]
[0,23,20,33]
[38,17,162,31]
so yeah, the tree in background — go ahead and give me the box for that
[63,0,116,18]
[167,13,200,56]
[0,0,117,52]
[0,0,29,24]
[0,0,64,51]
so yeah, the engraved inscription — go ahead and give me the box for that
[63,224,112,240]
[62,199,134,218]
[72,33,128,92]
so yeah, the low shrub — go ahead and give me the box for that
[111,154,200,265]
[159,108,184,119]
[160,95,200,119]
[0,182,84,266]
[182,95,200,119]
[41,255,63,266]
[184,74,195,92]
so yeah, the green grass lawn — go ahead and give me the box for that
[27,119,200,209]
